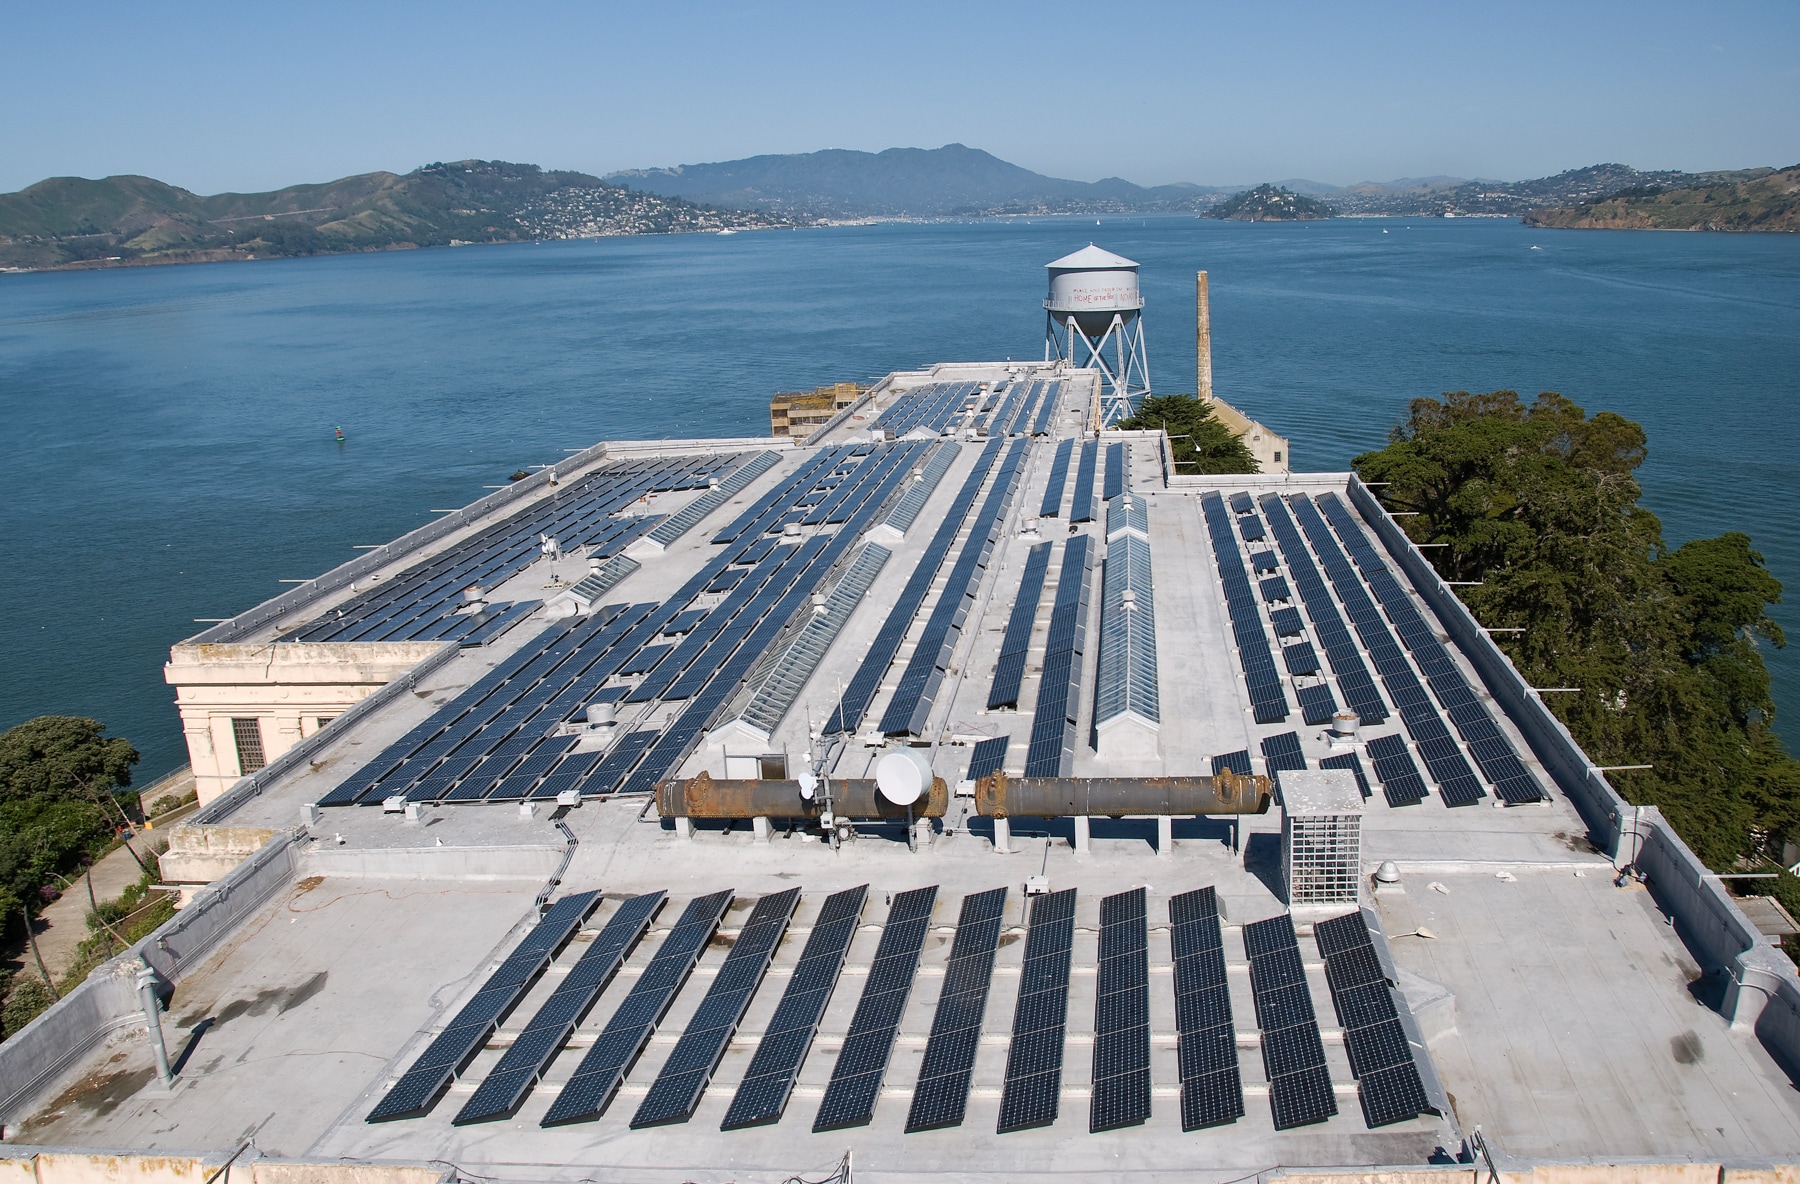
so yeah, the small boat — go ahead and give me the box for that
[717,228,737,236]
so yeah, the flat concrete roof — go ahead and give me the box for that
[17,360,1800,1177]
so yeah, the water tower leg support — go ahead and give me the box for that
[674,816,693,841]
[993,816,1012,855]
[1157,815,1173,856]
[1073,815,1091,854]
[753,816,771,844]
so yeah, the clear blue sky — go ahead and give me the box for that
[4,0,1797,195]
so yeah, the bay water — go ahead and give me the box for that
[2,216,1796,779]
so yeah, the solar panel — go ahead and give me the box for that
[1229,492,1254,515]
[882,442,958,535]
[1365,733,1430,807]
[828,441,1006,735]
[1282,641,1321,676]
[1211,750,1252,776]
[1296,682,1339,726]
[1269,1064,1338,1129]
[540,890,733,1126]
[813,886,937,1131]
[905,887,1008,1133]
[989,543,1052,709]
[1270,607,1305,636]
[1102,441,1126,500]
[453,891,665,1124]
[966,736,1009,782]
[1201,494,1289,724]
[1260,731,1307,774]
[997,888,1077,1133]
[368,891,600,1122]
[1090,888,1150,1132]
[1239,517,1266,541]
[718,885,867,1129]
[1069,440,1099,523]
[1358,1061,1430,1127]
[881,439,1029,735]
[1331,980,1400,1031]
[1260,576,1291,603]
[1322,943,1387,995]
[1038,439,1074,517]
[1312,911,1370,959]
[1249,550,1279,573]
[1025,537,1092,776]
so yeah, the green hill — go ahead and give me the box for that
[1204,184,1333,222]
[0,161,797,270]
[1522,166,1797,232]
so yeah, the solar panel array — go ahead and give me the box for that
[1255,494,1389,726]
[1069,440,1100,524]
[1314,494,1545,805]
[905,887,1009,1132]
[722,885,867,1129]
[617,443,932,793]
[988,542,1052,710]
[1025,536,1093,776]
[997,888,1077,1133]
[814,886,938,1131]
[541,890,734,1126]
[325,443,929,807]
[1092,531,1159,730]
[646,451,783,548]
[1242,914,1337,1130]
[1031,380,1062,435]
[731,543,891,737]
[631,888,801,1128]
[453,891,666,1124]
[873,382,977,437]
[1312,911,1431,1128]
[1169,887,1243,1131]
[295,454,731,644]
[368,891,601,1122]
[1211,750,1253,777]
[1362,733,1429,806]
[1201,493,1289,723]
[1039,439,1074,518]
[828,440,1007,735]
[1102,442,1126,500]
[881,438,1030,736]
[1090,888,1151,1132]
[882,442,959,536]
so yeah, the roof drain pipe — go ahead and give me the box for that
[535,816,578,915]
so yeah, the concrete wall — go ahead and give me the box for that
[0,832,300,1126]
[192,643,460,826]
[167,642,445,804]
[0,1151,447,1184]
[1343,478,1800,1058]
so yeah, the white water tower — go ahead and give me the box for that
[1044,244,1151,425]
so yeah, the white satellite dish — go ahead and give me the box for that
[875,749,931,806]
[796,771,817,801]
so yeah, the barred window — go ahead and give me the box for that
[232,717,266,774]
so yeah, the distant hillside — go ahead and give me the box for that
[1205,184,1333,222]
[1327,164,1762,217]
[606,144,1230,218]
[1522,166,1799,232]
[0,161,796,270]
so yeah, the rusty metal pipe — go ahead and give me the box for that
[974,771,1271,818]
[656,772,948,821]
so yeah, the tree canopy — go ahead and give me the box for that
[1354,391,1800,873]
[0,716,138,936]
[1117,394,1258,474]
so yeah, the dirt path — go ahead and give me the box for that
[23,836,159,982]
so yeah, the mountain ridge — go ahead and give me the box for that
[0,161,795,270]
